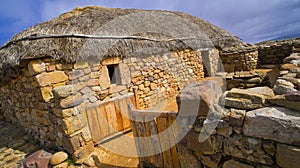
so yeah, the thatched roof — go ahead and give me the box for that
[0,6,245,84]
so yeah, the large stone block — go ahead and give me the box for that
[223,159,254,168]
[223,134,273,165]
[276,144,300,168]
[181,131,214,155]
[50,151,68,166]
[176,144,202,168]
[101,57,121,65]
[53,85,77,98]
[19,150,52,168]
[269,95,300,111]
[176,80,223,117]
[283,53,300,63]
[285,91,300,102]
[28,59,46,75]
[67,70,85,80]
[36,71,68,87]
[56,63,73,70]
[280,63,297,70]
[273,84,298,95]
[225,87,274,110]
[118,63,131,85]
[62,116,84,135]
[243,107,300,146]
[99,66,111,90]
[41,86,54,102]
[60,93,84,109]
[74,61,89,69]
[225,97,262,110]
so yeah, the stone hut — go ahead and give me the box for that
[0,6,244,159]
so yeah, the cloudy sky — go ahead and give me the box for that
[1,0,300,46]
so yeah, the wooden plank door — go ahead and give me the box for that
[86,94,135,144]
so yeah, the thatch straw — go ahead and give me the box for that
[0,6,245,85]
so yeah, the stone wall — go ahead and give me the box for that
[126,49,205,109]
[0,59,100,161]
[220,47,259,72]
[0,48,207,160]
[257,39,300,67]
[177,81,300,168]
[218,38,300,73]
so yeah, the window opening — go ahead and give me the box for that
[107,64,120,84]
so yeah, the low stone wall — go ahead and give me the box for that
[257,39,299,67]
[220,47,258,72]
[177,82,300,168]
[218,38,300,73]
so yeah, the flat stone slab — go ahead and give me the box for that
[285,91,300,102]
[269,95,300,111]
[276,143,300,168]
[19,150,52,168]
[243,107,300,146]
[223,159,254,168]
[177,80,223,117]
[225,87,274,110]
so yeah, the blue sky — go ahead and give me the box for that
[1,0,300,46]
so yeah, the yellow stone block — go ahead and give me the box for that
[74,61,89,69]
[28,59,46,75]
[36,71,68,87]
[63,116,83,135]
[41,86,54,102]
[101,57,121,65]
[99,66,111,90]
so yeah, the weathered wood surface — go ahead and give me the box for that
[130,105,181,168]
[86,95,135,144]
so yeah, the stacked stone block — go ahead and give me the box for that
[0,48,207,161]
[126,49,205,109]
[0,59,106,161]
[178,83,300,168]
[257,39,300,67]
[220,47,259,72]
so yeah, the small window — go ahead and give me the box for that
[107,64,120,84]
